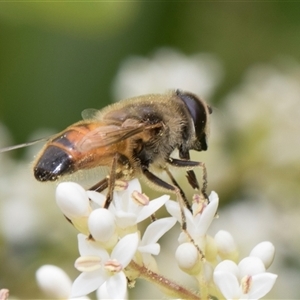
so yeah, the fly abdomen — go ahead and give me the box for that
[34,145,74,181]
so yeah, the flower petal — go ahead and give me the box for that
[138,243,160,255]
[165,200,194,232]
[86,190,106,207]
[214,260,239,278]
[77,234,109,260]
[165,200,181,222]
[71,270,107,297]
[141,217,176,246]
[96,282,109,300]
[107,272,128,299]
[111,233,139,267]
[127,178,142,193]
[213,270,240,299]
[195,191,219,235]
[137,195,170,223]
[115,211,137,228]
[208,190,219,203]
[248,273,278,299]
[238,257,265,278]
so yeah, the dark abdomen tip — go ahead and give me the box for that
[34,146,74,181]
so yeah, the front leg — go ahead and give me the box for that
[141,166,204,259]
[164,167,192,212]
[179,149,200,190]
[142,167,177,192]
[167,157,208,201]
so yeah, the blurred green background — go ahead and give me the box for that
[1,2,300,143]
[1,2,300,299]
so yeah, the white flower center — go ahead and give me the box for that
[104,259,123,273]
[241,275,252,294]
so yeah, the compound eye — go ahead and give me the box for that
[176,90,210,151]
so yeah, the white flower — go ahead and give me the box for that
[88,208,117,244]
[138,217,176,271]
[111,178,170,229]
[249,241,275,270]
[166,191,219,246]
[138,217,176,256]
[56,182,92,234]
[35,265,72,298]
[86,190,106,207]
[112,48,223,101]
[56,182,91,218]
[213,257,277,300]
[71,233,139,298]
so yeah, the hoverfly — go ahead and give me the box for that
[1,90,212,212]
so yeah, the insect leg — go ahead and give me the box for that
[103,153,120,209]
[167,157,208,201]
[186,170,200,190]
[88,177,109,193]
[179,150,200,190]
[142,167,204,259]
[164,167,192,212]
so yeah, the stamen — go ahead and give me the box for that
[114,180,128,191]
[192,193,207,216]
[75,256,101,272]
[132,191,150,206]
[104,259,122,273]
[241,275,252,294]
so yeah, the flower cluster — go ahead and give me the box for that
[55,179,176,299]
[36,179,277,299]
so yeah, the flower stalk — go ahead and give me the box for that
[127,260,201,300]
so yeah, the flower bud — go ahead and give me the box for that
[249,241,275,269]
[88,208,116,242]
[36,265,71,298]
[56,182,91,218]
[214,230,239,262]
[175,242,201,275]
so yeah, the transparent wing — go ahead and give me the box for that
[77,122,162,152]
[81,108,99,120]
